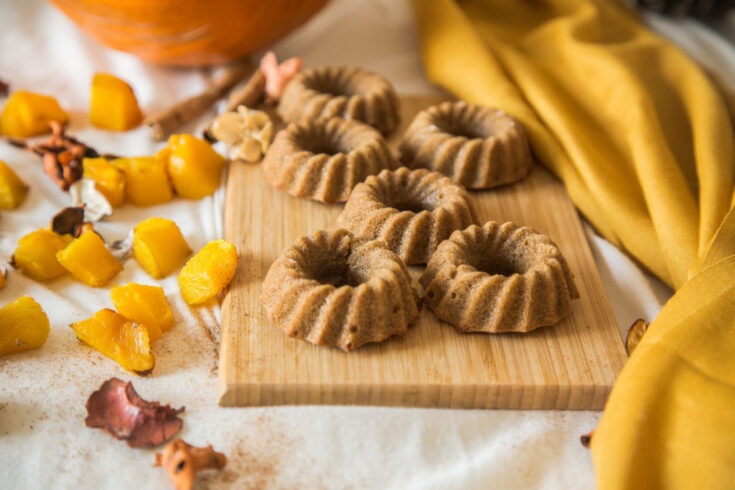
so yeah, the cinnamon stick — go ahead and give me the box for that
[144,61,253,141]
[225,69,266,112]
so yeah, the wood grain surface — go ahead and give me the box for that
[219,95,627,409]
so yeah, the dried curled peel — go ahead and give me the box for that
[85,377,184,448]
[154,438,227,490]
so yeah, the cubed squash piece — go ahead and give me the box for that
[71,308,153,374]
[113,157,173,207]
[13,228,74,281]
[178,239,238,305]
[0,160,29,209]
[83,157,126,207]
[0,296,50,357]
[0,90,69,137]
[57,230,123,287]
[133,218,191,279]
[111,283,174,341]
[89,73,143,131]
[161,134,226,199]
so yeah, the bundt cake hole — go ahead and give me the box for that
[434,115,489,140]
[296,128,351,156]
[306,255,366,288]
[388,197,436,213]
[471,253,526,277]
[305,74,359,98]
[382,189,440,213]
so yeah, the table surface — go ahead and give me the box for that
[4,0,730,488]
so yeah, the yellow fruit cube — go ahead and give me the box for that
[83,157,126,207]
[0,160,29,209]
[178,239,238,305]
[0,296,50,357]
[133,218,192,279]
[162,134,226,199]
[57,230,123,287]
[13,228,74,281]
[0,90,69,137]
[71,308,154,375]
[113,157,173,207]
[89,73,143,131]
[111,283,174,341]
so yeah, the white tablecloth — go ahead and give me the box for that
[3,1,730,488]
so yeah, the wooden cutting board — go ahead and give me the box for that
[219,95,627,409]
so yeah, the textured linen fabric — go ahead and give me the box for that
[4,0,727,488]
[412,1,735,488]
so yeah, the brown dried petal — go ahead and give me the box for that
[0,79,9,99]
[154,438,227,490]
[85,377,185,448]
[50,207,86,237]
[625,318,649,356]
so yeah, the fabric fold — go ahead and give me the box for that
[412,0,735,487]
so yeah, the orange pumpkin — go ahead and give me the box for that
[50,0,328,67]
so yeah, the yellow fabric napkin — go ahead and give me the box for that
[412,0,735,487]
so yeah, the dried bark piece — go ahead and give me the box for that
[225,68,266,112]
[144,61,252,141]
[85,377,184,448]
[154,438,227,490]
[625,318,649,355]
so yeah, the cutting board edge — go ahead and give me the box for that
[217,379,612,410]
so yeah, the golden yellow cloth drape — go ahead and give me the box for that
[411,0,735,487]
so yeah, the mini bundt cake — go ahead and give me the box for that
[399,101,533,189]
[262,117,399,203]
[278,65,400,135]
[336,167,476,265]
[420,221,579,333]
[261,229,420,352]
